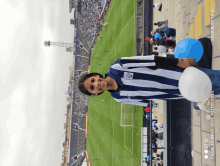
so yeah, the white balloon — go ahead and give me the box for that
[179,67,212,102]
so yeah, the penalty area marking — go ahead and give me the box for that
[112,99,114,166]
[122,103,133,154]
[115,14,135,61]
[116,14,135,41]
[112,5,136,164]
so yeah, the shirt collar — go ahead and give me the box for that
[105,72,123,93]
[105,72,124,87]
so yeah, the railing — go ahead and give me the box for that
[141,100,173,166]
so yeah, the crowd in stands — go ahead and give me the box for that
[143,151,163,166]
[145,19,176,57]
[74,28,90,56]
[69,1,112,165]
[70,32,90,166]
[69,0,110,162]
[144,101,164,166]
[76,0,112,48]
[144,3,177,58]
[69,111,87,166]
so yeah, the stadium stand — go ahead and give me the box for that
[68,1,114,166]
[74,0,111,49]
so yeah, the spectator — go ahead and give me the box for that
[152,131,158,139]
[156,160,163,166]
[156,138,163,145]
[152,143,158,153]
[158,24,168,32]
[103,22,108,27]
[153,3,162,11]
[152,51,159,55]
[154,46,168,53]
[145,37,157,45]
[155,122,163,129]
[155,28,165,36]
[158,132,163,140]
[151,30,156,37]
[156,36,167,46]
[152,121,157,127]
[154,20,168,27]
[152,121,163,130]
[163,28,176,38]
[144,155,156,163]
[154,33,162,40]
[164,40,176,51]
[154,125,159,130]
[145,107,150,112]
[158,151,163,161]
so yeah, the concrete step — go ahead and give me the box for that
[152,0,219,165]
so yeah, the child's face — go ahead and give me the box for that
[83,75,106,96]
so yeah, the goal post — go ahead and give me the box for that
[120,103,134,127]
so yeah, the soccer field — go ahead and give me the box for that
[87,0,143,166]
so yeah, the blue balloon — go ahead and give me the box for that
[154,33,161,40]
[174,38,203,62]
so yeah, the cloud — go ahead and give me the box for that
[0,0,74,166]
[0,79,56,166]
[0,1,26,51]
[1,80,27,165]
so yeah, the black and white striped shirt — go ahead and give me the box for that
[105,55,186,106]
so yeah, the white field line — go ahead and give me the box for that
[120,103,122,125]
[111,8,136,164]
[115,14,136,155]
[132,105,133,153]
[124,104,125,125]
[112,101,114,166]
[111,98,113,120]
[115,14,135,59]
[116,14,135,41]
[125,145,133,154]
[124,103,133,154]
[115,32,117,60]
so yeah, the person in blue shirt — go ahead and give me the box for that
[152,121,157,126]
[144,155,156,163]
[164,28,176,38]
[155,28,165,37]
[154,33,162,40]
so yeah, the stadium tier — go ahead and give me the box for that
[74,0,106,49]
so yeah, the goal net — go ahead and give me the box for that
[120,103,134,127]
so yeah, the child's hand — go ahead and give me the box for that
[177,58,197,68]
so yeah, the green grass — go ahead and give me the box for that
[87,1,143,165]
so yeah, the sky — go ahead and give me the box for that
[0,0,75,165]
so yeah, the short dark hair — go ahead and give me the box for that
[154,47,158,50]
[154,23,157,25]
[152,52,159,55]
[164,40,176,47]
[153,5,155,7]
[78,72,104,96]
